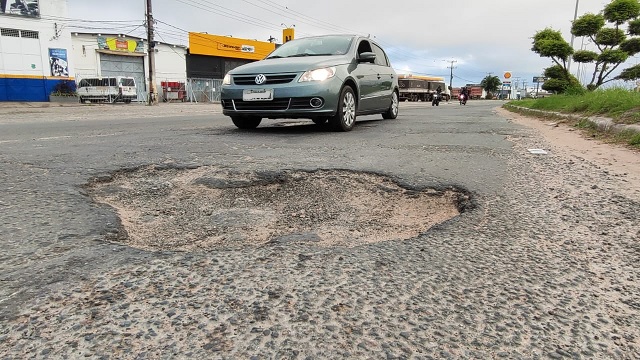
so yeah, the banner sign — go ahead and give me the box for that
[0,0,39,17]
[218,43,255,53]
[49,48,69,77]
[189,33,275,60]
[97,36,144,53]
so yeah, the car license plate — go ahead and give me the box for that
[243,89,273,101]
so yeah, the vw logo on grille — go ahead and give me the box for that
[255,74,267,85]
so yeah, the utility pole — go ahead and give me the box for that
[146,0,157,105]
[444,59,456,100]
[567,0,580,74]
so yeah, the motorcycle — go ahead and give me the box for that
[458,93,467,105]
[431,92,440,106]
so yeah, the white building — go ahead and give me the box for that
[0,0,74,101]
[71,32,187,102]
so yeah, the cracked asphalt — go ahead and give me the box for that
[0,101,639,359]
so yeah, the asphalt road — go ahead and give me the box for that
[1,101,638,358]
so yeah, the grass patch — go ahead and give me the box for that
[616,130,640,149]
[508,88,640,124]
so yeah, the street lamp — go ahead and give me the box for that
[568,0,580,74]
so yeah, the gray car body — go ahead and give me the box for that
[220,35,398,122]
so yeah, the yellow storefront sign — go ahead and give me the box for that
[97,36,143,53]
[189,33,275,60]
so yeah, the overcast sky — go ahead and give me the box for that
[66,0,639,88]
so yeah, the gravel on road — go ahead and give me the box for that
[1,103,639,359]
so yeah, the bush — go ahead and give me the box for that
[51,80,77,96]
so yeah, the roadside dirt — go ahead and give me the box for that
[497,107,640,199]
[87,168,467,251]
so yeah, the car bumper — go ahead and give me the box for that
[220,78,342,119]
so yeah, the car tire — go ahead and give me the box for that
[329,85,356,132]
[382,91,399,119]
[231,116,262,129]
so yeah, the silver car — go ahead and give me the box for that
[220,34,399,131]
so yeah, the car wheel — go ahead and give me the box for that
[312,117,328,125]
[382,91,399,119]
[329,86,356,132]
[231,116,262,129]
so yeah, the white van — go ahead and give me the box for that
[77,76,137,103]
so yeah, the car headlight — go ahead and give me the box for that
[298,67,336,82]
[222,73,231,85]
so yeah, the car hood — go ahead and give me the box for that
[229,56,351,74]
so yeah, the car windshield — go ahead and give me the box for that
[266,36,354,58]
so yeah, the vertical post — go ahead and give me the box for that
[448,60,456,95]
[146,0,157,105]
[567,0,580,74]
[445,59,456,101]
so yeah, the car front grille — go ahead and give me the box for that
[232,73,298,85]
[289,97,315,109]
[223,97,320,111]
[232,99,291,111]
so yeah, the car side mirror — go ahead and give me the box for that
[358,52,376,63]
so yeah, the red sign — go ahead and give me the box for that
[116,40,129,50]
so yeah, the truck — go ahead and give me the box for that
[452,84,484,100]
[398,75,450,102]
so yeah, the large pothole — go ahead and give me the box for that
[87,166,471,251]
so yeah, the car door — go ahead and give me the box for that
[351,39,378,113]
[371,43,395,111]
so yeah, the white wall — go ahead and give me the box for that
[0,0,73,78]
[70,33,103,79]
[71,33,187,91]
[154,43,187,83]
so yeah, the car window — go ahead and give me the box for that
[372,44,389,67]
[356,40,373,57]
[120,78,135,86]
[267,36,353,58]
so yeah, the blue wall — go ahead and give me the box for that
[0,77,73,102]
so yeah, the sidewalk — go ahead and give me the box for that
[0,101,222,123]
[505,104,640,134]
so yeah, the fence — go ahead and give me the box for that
[74,75,223,104]
[186,78,223,103]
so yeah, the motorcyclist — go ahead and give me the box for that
[460,86,469,100]
[434,85,442,101]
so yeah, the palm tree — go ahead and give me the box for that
[480,75,502,99]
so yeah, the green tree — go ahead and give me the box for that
[480,75,502,98]
[531,28,574,80]
[532,0,640,90]
[541,65,583,93]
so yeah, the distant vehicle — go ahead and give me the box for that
[220,34,399,132]
[431,92,441,106]
[77,77,137,104]
[458,93,467,105]
[452,85,483,100]
[398,75,450,102]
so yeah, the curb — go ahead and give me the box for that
[504,104,640,134]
